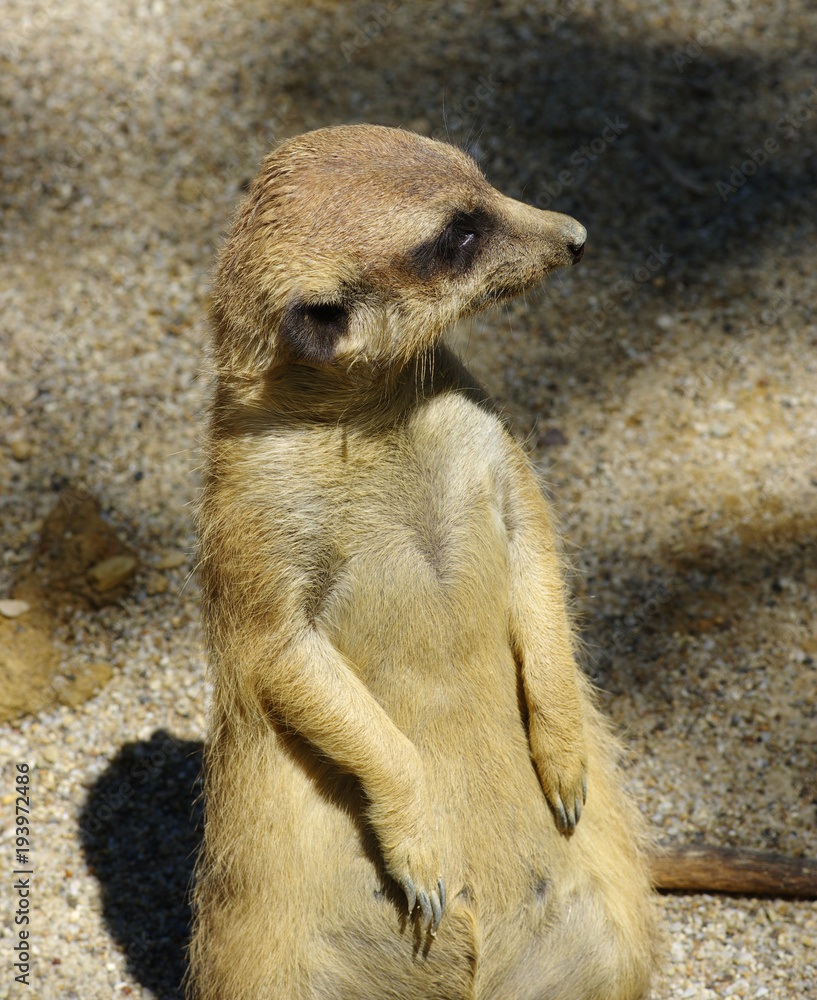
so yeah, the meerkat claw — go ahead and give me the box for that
[429,883,445,935]
[554,795,569,832]
[400,876,416,916]
[429,897,441,935]
[417,889,432,928]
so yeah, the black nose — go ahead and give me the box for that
[568,239,586,265]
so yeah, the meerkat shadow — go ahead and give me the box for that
[78,730,204,1000]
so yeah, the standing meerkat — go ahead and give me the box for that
[189,123,660,1000]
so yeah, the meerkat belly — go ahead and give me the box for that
[334,500,509,678]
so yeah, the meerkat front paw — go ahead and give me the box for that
[368,784,446,933]
[398,870,446,935]
[528,712,587,834]
[382,823,446,934]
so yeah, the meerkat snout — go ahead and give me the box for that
[565,225,587,264]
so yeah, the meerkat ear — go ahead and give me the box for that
[280,298,350,362]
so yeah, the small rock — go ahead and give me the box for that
[145,571,169,596]
[0,614,61,722]
[55,661,114,709]
[87,555,138,593]
[10,440,32,461]
[0,599,31,618]
[408,116,432,135]
[156,551,187,570]
[540,427,568,447]
[12,492,140,611]
[42,744,60,764]
[177,176,206,203]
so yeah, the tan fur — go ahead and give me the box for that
[188,124,660,1000]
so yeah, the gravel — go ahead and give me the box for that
[1,1,816,997]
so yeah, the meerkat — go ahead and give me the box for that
[187,124,816,1000]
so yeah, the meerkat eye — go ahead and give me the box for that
[410,209,491,279]
[437,212,480,265]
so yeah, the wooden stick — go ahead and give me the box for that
[649,844,817,898]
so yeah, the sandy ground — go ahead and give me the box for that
[1,0,816,997]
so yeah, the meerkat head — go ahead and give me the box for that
[211,124,586,377]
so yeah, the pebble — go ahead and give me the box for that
[0,599,31,618]
[145,571,169,595]
[10,439,32,460]
[87,555,139,592]
[156,551,188,569]
[540,427,568,447]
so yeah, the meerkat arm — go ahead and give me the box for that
[503,449,588,832]
[259,623,445,932]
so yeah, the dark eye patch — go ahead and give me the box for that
[410,207,494,279]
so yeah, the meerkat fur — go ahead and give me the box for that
[188,124,660,1000]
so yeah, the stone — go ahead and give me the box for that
[156,551,187,570]
[145,571,169,595]
[54,661,115,709]
[12,490,140,612]
[0,599,31,618]
[0,613,61,722]
[87,555,138,593]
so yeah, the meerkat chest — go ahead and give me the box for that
[230,393,516,679]
[305,397,515,669]
[349,397,508,578]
